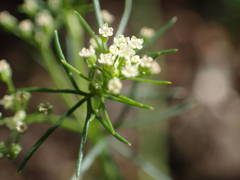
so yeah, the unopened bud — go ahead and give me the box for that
[0,59,12,82]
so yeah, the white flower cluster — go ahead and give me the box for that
[78,24,161,94]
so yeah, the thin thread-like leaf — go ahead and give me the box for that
[93,0,104,27]
[54,30,80,90]
[148,49,178,59]
[115,0,132,36]
[105,94,153,110]
[61,60,90,81]
[142,16,177,51]
[128,78,172,85]
[17,87,89,96]
[17,98,88,173]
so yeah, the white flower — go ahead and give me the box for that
[108,78,122,94]
[140,27,155,38]
[19,19,33,33]
[98,53,115,65]
[99,23,113,37]
[79,46,95,57]
[140,56,153,67]
[121,64,139,78]
[150,61,161,74]
[109,44,119,55]
[128,36,143,50]
[118,45,135,59]
[130,55,141,64]
[113,35,129,47]
[101,10,114,24]
[0,95,14,109]
[36,11,53,27]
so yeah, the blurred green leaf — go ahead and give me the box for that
[148,49,178,59]
[105,94,153,110]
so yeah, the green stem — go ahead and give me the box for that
[93,0,104,27]
[54,30,80,90]
[16,87,89,96]
[6,78,15,93]
[76,99,95,177]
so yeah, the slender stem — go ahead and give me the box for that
[93,0,104,27]
[54,30,80,90]
[76,99,95,177]
[6,78,15,93]
[16,87,89,96]
[74,11,101,48]
[61,60,90,81]
[115,0,133,36]
[17,98,88,173]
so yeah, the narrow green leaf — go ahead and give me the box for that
[148,49,178,59]
[16,87,89,96]
[61,60,90,81]
[93,0,104,27]
[76,114,95,177]
[102,106,115,134]
[97,116,131,146]
[142,16,177,50]
[115,0,133,36]
[74,11,101,48]
[17,98,87,173]
[54,30,80,90]
[128,78,172,85]
[105,94,153,110]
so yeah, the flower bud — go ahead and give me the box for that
[0,95,14,110]
[140,27,155,39]
[0,60,12,83]
[15,91,31,104]
[19,19,33,37]
[8,143,22,159]
[0,11,17,30]
[21,0,39,16]
[38,103,53,115]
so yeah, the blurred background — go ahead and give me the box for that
[1,0,240,179]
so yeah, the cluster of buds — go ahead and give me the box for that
[0,60,31,159]
[0,141,22,159]
[79,23,161,94]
